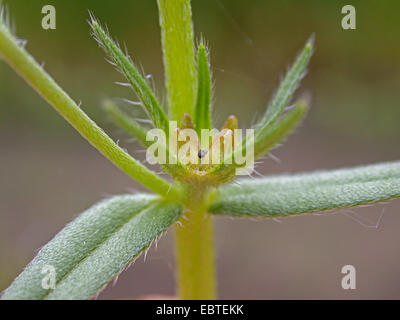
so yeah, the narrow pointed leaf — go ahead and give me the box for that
[206,103,307,184]
[256,37,313,135]
[1,194,182,300]
[104,100,150,147]
[0,22,176,198]
[207,37,313,183]
[210,161,400,217]
[157,0,197,121]
[91,19,170,133]
[195,43,212,134]
[104,100,189,179]
[254,100,308,159]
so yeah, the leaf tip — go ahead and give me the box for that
[304,34,315,56]
[88,11,98,28]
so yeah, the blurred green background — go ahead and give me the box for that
[1,0,400,299]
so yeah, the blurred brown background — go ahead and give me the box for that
[1,0,400,299]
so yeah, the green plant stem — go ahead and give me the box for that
[174,189,217,299]
[157,0,217,299]
[157,0,197,121]
[0,24,178,199]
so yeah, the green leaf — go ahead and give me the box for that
[256,37,313,135]
[254,100,308,159]
[1,194,182,300]
[90,18,170,134]
[103,100,150,148]
[207,39,313,183]
[104,100,189,179]
[157,0,197,121]
[195,43,212,134]
[0,20,177,198]
[209,161,400,217]
[206,103,307,185]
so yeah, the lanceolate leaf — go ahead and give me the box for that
[157,0,197,121]
[209,161,400,217]
[223,100,308,175]
[1,194,182,300]
[208,40,313,183]
[104,100,189,179]
[90,19,170,134]
[256,37,313,135]
[195,43,212,134]
[104,100,150,148]
[254,100,308,159]
[0,20,176,198]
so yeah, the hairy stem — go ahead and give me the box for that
[157,0,217,299]
[157,0,197,121]
[174,189,217,299]
[0,24,178,199]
